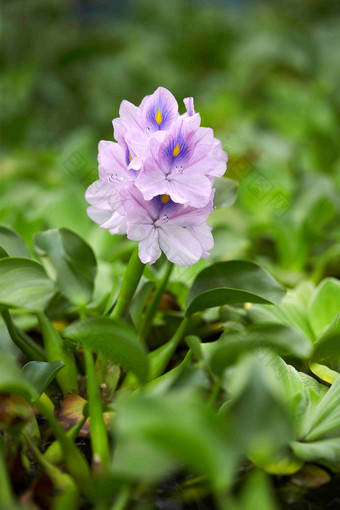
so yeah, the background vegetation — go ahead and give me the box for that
[1,0,340,508]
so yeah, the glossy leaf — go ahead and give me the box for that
[186,260,286,316]
[64,317,149,384]
[0,258,55,311]
[34,228,97,307]
[0,226,30,258]
[22,360,65,398]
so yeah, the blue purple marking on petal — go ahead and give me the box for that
[146,97,173,131]
[161,129,191,169]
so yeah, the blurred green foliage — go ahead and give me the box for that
[1,2,340,507]
[1,0,339,286]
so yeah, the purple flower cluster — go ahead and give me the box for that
[85,87,227,265]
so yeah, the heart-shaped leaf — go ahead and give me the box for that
[64,317,148,384]
[0,258,55,311]
[186,260,286,316]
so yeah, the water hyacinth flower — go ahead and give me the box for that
[122,184,214,265]
[85,87,228,265]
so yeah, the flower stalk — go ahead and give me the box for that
[0,436,14,505]
[37,312,79,394]
[139,260,173,341]
[2,310,46,361]
[84,347,110,469]
[111,247,144,321]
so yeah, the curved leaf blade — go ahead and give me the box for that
[64,317,148,384]
[34,228,97,307]
[0,258,55,311]
[210,324,312,377]
[186,260,286,316]
[23,360,65,399]
[0,226,30,258]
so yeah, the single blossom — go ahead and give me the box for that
[85,140,137,234]
[113,87,179,158]
[85,86,228,265]
[135,114,221,207]
[121,184,214,266]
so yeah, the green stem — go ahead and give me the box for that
[148,316,189,380]
[139,261,173,341]
[24,432,77,492]
[122,316,189,390]
[37,312,79,394]
[111,247,144,321]
[2,310,45,361]
[110,486,130,510]
[208,377,222,407]
[0,435,13,505]
[84,347,110,469]
[44,417,86,465]
[37,399,91,493]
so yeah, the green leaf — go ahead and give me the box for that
[213,177,238,208]
[272,358,327,439]
[308,279,340,338]
[186,260,286,316]
[305,375,340,441]
[309,362,339,385]
[291,438,340,466]
[221,356,294,465]
[0,226,30,258]
[22,360,65,399]
[112,391,236,489]
[235,470,280,510]
[64,317,149,384]
[210,324,311,377]
[34,228,97,307]
[247,281,316,341]
[0,352,37,403]
[312,313,340,361]
[0,258,55,311]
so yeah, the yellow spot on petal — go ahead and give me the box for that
[172,143,180,157]
[155,108,163,125]
[129,153,132,162]
[161,194,170,204]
